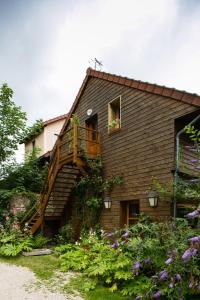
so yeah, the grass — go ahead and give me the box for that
[0,254,59,280]
[65,275,133,300]
[0,254,131,300]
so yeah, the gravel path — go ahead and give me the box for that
[0,262,83,300]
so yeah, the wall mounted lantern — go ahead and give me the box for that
[104,196,112,209]
[148,190,158,207]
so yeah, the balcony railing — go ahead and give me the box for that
[59,124,101,164]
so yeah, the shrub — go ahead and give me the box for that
[55,223,75,244]
[56,217,200,299]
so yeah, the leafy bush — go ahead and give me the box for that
[0,215,49,257]
[55,223,75,244]
[21,119,44,144]
[56,217,200,299]
[30,234,49,249]
[0,219,32,256]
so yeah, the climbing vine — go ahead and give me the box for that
[75,158,123,231]
[21,119,44,143]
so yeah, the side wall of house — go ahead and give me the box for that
[43,119,66,154]
[60,78,198,230]
[25,130,45,156]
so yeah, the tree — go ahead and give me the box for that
[0,83,26,167]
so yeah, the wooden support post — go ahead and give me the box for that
[73,124,78,163]
[57,137,61,162]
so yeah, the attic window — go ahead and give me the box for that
[108,96,121,132]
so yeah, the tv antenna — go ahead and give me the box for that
[89,58,103,70]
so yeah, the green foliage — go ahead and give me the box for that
[65,275,133,300]
[0,148,47,192]
[22,119,44,144]
[0,148,48,215]
[75,158,123,231]
[0,254,59,280]
[0,221,32,256]
[56,218,200,299]
[0,217,49,257]
[0,83,27,169]
[184,125,200,144]
[55,223,75,244]
[30,234,49,249]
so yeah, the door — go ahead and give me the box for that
[85,114,99,156]
[120,200,140,226]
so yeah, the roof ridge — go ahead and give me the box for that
[86,68,200,106]
[44,113,68,126]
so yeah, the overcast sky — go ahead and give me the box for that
[1,0,200,126]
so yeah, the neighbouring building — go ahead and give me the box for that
[24,68,200,234]
[25,114,68,160]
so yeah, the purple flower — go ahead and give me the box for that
[196,166,200,170]
[185,209,200,219]
[165,256,173,265]
[111,241,119,249]
[188,236,200,243]
[135,296,142,300]
[144,257,152,265]
[107,232,114,238]
[122,231,129,238]
[176,274,182,281]
[131,261,141,270]
[159,270,168,281]
[182,248,198,262]
[191,159,198,163]
[153,291,161,299]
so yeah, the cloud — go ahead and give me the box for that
[0,0,200,125]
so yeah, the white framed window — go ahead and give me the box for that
[108,96,121,133]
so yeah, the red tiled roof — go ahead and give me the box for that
[44,114,68,126]
[60,68,200,135]
[87,68,200,106]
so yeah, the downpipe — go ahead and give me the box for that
[174,114,200,217]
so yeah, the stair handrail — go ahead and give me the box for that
[20,201,40,226]
[25,123,101,233]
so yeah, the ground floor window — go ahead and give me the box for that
[120,200,140,226]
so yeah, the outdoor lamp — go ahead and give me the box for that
[104,196,112,209]
[148,190,158,207]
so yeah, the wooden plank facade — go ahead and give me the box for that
[61,75,199,230]
[23,68,200,234]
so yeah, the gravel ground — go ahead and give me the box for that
[0,262,83,300]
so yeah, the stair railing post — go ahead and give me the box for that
[57,136,61,163]
[73,124,78,163]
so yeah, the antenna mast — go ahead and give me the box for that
[89,58,103,70]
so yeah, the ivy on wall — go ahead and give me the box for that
[21,119,44,144]
[75,158,123,231]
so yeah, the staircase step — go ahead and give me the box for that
[55,178,76,184]
[57,174,77,180]
[27,161,82,234]
[53,184,75,190]
[51,192,71,197]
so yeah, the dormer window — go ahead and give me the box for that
[108,96,121,133]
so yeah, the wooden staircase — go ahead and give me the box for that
[20,124,100,234]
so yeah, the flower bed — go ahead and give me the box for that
[56,216,200,299]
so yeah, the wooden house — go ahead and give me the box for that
[23,68,200,234]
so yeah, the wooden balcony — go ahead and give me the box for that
[59,124,101,166]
